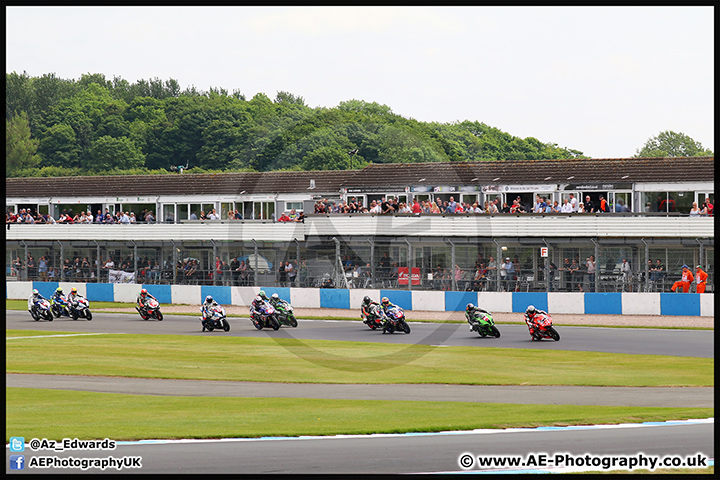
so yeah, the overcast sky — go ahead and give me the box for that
[6,6,714,158]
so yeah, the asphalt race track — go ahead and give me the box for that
[6,309,715,474]
[4,310,714,358]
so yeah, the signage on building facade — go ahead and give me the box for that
[565,183,632,190]
[481,184,557,193]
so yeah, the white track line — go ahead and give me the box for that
[113,418,713,446]
[7,333,121,340]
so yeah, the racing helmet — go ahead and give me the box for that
[271,293,280,301]
[254,295,262,304]
[381,297,390,306]
[140,288,148,297]
[204,295,214,304]
[71,287,78,294]
[525,305,537,317]
[362,296,371,305]
[32,288,39,296]
[258,290,268,299]
[55,287,63,295]
[466,303,475,314]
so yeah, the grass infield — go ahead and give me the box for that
[5,388,713,442]
[6,330,713,387]
[5,318,713,445]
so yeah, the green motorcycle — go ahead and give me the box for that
[468,310,501,338]
[271,298,298,327]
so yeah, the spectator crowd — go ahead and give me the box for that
[7,196,713,226]
[6,208,157,225]
[313,195,714,216]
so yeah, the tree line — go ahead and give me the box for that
[9,71,706,178]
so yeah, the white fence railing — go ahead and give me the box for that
[5,215,714,242]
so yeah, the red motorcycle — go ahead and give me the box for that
[361,303,385,330]
[525,312,560,341]
[137,298,163,321]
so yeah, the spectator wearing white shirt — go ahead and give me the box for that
[569,193,579,212]
[560,198,573,213]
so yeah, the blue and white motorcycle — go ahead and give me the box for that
[29,297,54,321]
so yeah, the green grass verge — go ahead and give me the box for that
[6,330,714,386]
[6,388,713,442]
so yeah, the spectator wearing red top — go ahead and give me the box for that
[703,198,713,217]
[277,212,292,222]
[411,198,422,215]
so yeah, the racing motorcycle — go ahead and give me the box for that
[137,298,164,321]
[382,305,411,334]
[69,297,93,321]
[361,303,385,330]
[272,299,298,327]
[201,304,230,332]
[525,312,560,341]
[250,301,280,331]
[468,310,500,338]
[30,298,54,321]
[50,295,72,319]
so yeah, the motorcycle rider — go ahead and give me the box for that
[269,293,286,309]
[201,295,220,322]
[380,296,398,316]
[361,295,383,325]
[136,288,157,315]
[28,288,47,317]
[67,287,83,308]
[465,303,491,330]
[51,287,68,315]
[249,295,267,323]
[524,304,549,338]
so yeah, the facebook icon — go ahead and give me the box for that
[10,455,25,470]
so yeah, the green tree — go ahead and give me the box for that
[6,111,41,176]
[634,131,713,158]
[337,99,394,117]
[37,123,80,167]
[88,135,145,171]
[301,145,353,170]
[31,73,78,123]
[275,91,306,106]
[6,71,34,120]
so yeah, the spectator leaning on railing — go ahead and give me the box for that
[9,197,713,222]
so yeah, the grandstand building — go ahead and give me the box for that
[6,157,714,294]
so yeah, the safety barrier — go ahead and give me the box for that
[8,281,713,317]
